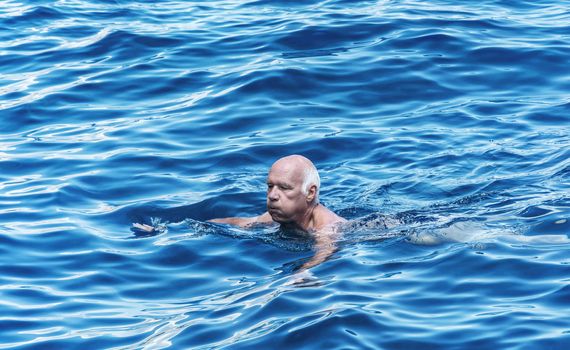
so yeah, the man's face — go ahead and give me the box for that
[266,160,308,224]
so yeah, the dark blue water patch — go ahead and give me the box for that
[553,164,570,180]
[275,22,396,51]
[353,74,462,105]
[528,217,570,236]
[280,311,381,348]
[387,31,473,54]
[0,53,49,75]
[226,68,326,100]
[60,2,138,21]
[543,283,570,306]
[240,0,325,8]
[523,102,570,125]
[281,46,350,59]
[518,205,552,218]
[47,24,104,40]
[0,263,57,280]
[463,99,536,120]
[467,46,570,70]
[1,6,69,27]
[15,335,149,350]
[11,29,182,72]
[7,39,63,53]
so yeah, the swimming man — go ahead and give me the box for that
[210,154,346,271]
[134,154,346,271]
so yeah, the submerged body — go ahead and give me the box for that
[209,155,346,271]
[133,155,345,272]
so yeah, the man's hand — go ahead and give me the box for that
[132,223,155,233]
[285,269,318,287]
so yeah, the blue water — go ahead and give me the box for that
[1,0,570,348]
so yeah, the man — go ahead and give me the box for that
[210,154,346,271]
[133,155,346,271]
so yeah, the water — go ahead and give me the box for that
[1,0,569,348]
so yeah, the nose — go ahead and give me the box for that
[267,187,278,201]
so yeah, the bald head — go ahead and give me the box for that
[270,155,320,203]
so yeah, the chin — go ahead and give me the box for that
[270,215,284,223]
[269,213,291,224]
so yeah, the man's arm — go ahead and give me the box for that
[132,212,274,233]
[208,212,274,228]
[299,226,339,271]
[287,226,340,285]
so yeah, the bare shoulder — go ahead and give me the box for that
[314,204,346,231]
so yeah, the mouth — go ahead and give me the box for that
[268,206,281,214]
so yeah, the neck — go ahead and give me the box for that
[287,202,319,232]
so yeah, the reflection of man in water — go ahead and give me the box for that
[135,154,345,271]
[210,154,347,271]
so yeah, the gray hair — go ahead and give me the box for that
[302,164,320,203]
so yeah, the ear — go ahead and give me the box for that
[306,185,317,203]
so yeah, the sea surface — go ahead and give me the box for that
[1,0,569,349]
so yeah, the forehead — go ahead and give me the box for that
[267,160,304,183]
